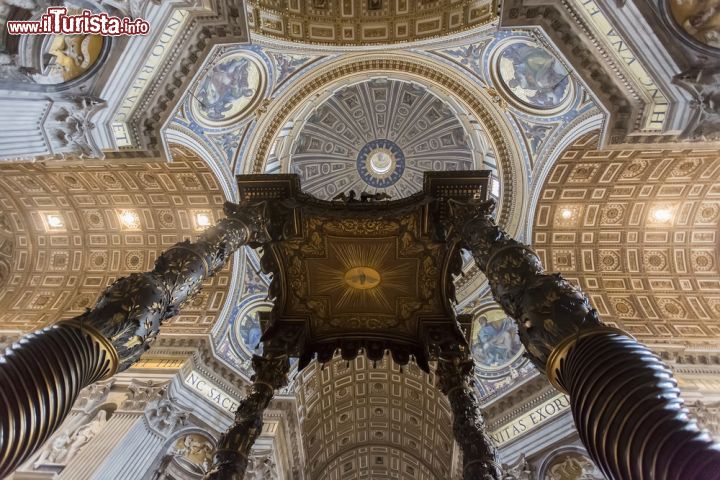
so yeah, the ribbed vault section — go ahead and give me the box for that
[533,132,720,343]
[0,146,233,335]
[290,78,483,200]
[294,355,456,480]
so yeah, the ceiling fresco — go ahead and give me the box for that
[435,31,596,160]
[191,52,267,128]
[173,29,600,408]
[169,29,598,238]
[470,308,534,398]
[4,1,720,478]
[495,40,573,113]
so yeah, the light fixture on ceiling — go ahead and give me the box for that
[46,214,64,229]
[651,207,673,223]
[119,210,140,229]
[560,208,573,220]
[195,213,211,229]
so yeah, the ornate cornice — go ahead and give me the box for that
[244,0,498,47]
[104,0,250,157]
[501,1,633,145]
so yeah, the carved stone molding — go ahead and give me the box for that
[73,379,116,414]
[145,398,192,437]
[244,450,278,480]
[501,453,535,480]
[107,0,250,158]
[673,65,720,142]
[118,379,170,413]
[46,96,105,160]
[688,400,720,440]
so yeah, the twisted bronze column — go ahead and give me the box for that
[0,201,270,478]
[204,354,290,480]
[436,357,501,480]
[443,199,720,480]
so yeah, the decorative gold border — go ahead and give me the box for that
[59,318,120,380]
[245,0,497,46]
[546,325,631,393]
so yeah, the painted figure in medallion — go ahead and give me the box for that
[239,310,263,352]
[670,0,720,49]
[471,314,523,368]
[197,56,257,121]
[499,42,571,109]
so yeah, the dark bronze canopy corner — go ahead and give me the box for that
[234,171,493,372]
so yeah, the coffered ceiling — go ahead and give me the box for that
[293,355,457,480]
[245,0,496,46]
[0,146,233,335]
[289,78,480,200]
[533,132,720,344]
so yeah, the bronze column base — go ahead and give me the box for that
[0,322,115,478]
[548,327,720,480]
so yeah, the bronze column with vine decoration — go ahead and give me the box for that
[0,201,270,478]
[203,354,291,480]
[436,357,502,480]
[204,302,304,479]
[443,199,720,480]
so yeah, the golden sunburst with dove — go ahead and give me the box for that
[306,237,419,315]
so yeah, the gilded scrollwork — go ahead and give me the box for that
[322,218,400,236]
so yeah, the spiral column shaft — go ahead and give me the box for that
[436,358,501,480]
[0,324,113,478]
[204,355,290,480]
[555,331,720,480]
[444,199,720,480]
[0,202,270,477]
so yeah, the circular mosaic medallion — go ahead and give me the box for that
[237,308,263,354]
[667,1,720,51]
[356,139,406,188]
[495,40,573,114]
[192,52,266,127]
[471,310,524,372]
